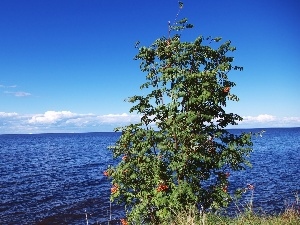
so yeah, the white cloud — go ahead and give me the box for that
[4,91,31,97]
[0,111,299,134]
[238,114,300,128]
[282,116,300,125]
[0,84,17,88]
[25,111,140,133]
[242,114,276,123]
[97,113,140,123]
[29,111,76,124]
[0,112,18,117]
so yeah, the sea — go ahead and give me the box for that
[0,128,299,224]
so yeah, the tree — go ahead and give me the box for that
[106,10,253,224]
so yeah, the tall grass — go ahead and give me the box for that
[169,196,299,225]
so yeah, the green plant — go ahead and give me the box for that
[107,2,253,224]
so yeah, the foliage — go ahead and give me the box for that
[106,10,253,224]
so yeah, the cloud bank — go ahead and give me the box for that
[238,114,300,128]
[0,111,299,134]
[0,111,141,134]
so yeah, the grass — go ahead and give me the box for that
[169,202,300,225]
[207,208,299,225]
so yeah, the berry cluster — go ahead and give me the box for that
[111,184,119,194]
[120,218,128,225]
[103,171,109,177]
[157,184,168,192]
[223,87,230,93]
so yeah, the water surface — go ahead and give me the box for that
[0,128,299,224]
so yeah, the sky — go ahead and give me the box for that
[0,0,299,134]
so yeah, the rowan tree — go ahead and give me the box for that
[106,5,253,224]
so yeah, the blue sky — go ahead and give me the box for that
[0,0,299,134]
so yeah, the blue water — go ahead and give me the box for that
[0,128,299,224]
